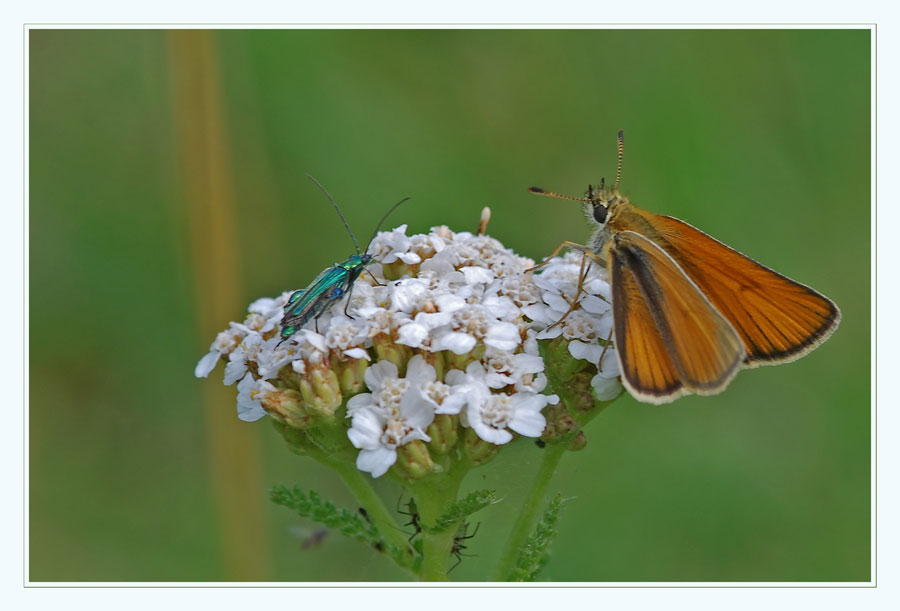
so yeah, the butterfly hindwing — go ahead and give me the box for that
[639,213,841,366]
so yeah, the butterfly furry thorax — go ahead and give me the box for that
[582,187,643,256]
[583,187,692,259]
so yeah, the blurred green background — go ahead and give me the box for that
[29,28,870,582]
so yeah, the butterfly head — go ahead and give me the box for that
[582,181,628,231]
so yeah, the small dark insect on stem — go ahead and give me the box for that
[397,496,422,543]
[449,522,480,573]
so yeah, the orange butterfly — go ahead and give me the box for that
[530,131,840,404]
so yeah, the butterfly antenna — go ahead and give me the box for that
[528,186,586,202]
[613,129,624,191]
[364,196,412,254]
[306,174,361,254]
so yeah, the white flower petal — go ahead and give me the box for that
[363,360,399,392]
[343,347,371,361]
[513,353,545,374]
[236,375,268,422]
[420,249,457,275]
[248,296,279,315]
[508,406,547,438]
[356,447,397,478]
[397,252,422,264]
[586,278,612,301]
[469,413,513,445]
[568,339,602,364]
[591,374,623,402]
[484,321,520,351]
[415,311,454,329]
[436,293,467,313]
[435,391,467,415]
[597,346,620,377]
[434,331,476,355]
[223,358,248,386]
[535,326,563,340]
[396,322,429,348]
[444,369,468,386]
[461,265,494,285]
[237,402,267,422]
[482,295,519,319]
[580,294,611,315]
[357,305,386,318]
[542,292,571,312]
[346,393,374,416]
[399,387,435,431]
[405,355,436,385]
[594,316,614,342]
[391,279,429,312]
[520,304,554,324]
[194,351,220,378]
[302,330,327,352]
[347,409,385,450]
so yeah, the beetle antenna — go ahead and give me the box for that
[365,197,412,254]
[306,174,361,254]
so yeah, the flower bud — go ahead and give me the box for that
[382,260,412,281]
[542,336,591,379]
[567,431,587,451]
[392,440,436,480]
[333,353,369,396]
[426,414,458,455]
[373,335,413,376]
[260,387,315,429]
[462,427,500,466]
[277,365,300,390]
[539,401,579,444]
[568,371,598,414]
[443,343,486,372]
[298,366,342,420]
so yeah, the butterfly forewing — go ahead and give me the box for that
[610,250,684,401]
[638,213,841,365]
[611,230,744,402]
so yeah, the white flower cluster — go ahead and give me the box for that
[195,224,622,477]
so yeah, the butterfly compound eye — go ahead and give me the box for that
[593,204,608,224]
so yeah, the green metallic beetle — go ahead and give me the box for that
[278,176,410,345]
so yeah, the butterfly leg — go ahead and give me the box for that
[546,249,608,329]
[597,324,615,372]
[546,254,591,330]
[525,240,590,273]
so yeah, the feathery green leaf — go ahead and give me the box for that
[429,489,498,532]
[270,484,419,570]
[506,494,568,581]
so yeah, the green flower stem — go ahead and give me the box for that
[491,441,567,581]
[329,460,418,572]
[412,463,469,581]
